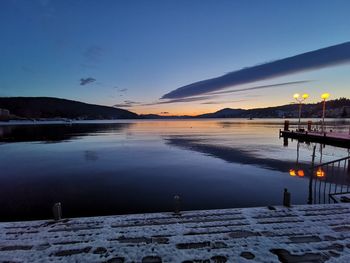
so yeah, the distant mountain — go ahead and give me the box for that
[1,97,349,121]
[0,97,138,120]
[198,108,246,118]
[140,114,192,119]
[196,98,350,118]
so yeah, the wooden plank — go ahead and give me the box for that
[0,203,350,262]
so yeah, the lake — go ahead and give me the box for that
[0,119,349,221]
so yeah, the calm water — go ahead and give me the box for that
[0,119,349,221]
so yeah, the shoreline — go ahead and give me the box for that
[1,117,350,126]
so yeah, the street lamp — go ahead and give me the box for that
[321,93,330,133]
[293,93,309,130]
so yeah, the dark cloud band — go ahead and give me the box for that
[80,77,96,86]
[143,95,217,106]
[162,42,350,99]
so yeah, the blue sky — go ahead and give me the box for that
[1,0,350,115]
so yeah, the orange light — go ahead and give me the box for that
[289,169,296,176]
[297,170,305,177]
[316,168,325,178]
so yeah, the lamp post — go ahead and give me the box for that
[321,93,330,133]
[293,93,309,131]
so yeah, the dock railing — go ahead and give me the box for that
[309,155,350,204]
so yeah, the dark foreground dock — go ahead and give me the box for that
[1,203,350,262]
[280,130,350,148]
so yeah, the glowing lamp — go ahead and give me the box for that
[293,93,300,99]
[289,169,296,176]
[321,93,330,100]
[302,93,309,99]
[316,168,325,178]
[297,170,305,177]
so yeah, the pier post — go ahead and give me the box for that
[308,146,316,204]
[307,121,312,131]
[283,189,291,207]
[174,195,181,215]
[52,202,62,221]
[284,120,289,131]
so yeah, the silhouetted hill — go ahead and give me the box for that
[198,108,246,118]
[0,97,138,119]
[1,97,349,120]
[140,114,192,119]
[196,98,350,118]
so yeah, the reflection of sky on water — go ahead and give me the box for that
[0,119,349,221]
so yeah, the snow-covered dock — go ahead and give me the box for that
[280,130,350,148]
[1,203,350,263]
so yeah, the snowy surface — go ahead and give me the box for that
[1,203,350,262]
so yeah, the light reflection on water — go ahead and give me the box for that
[0,119,349,221]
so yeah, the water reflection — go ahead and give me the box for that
[316,167,326,178]
[288,142,307,177]
[289,169,305,177]
[165,136,303,173]
[0,123,134,143]
[1,119,349,221]
[84,150,99,162]
[286,138,350,204]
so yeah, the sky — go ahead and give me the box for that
[0,0,350,115]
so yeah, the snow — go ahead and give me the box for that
[0,203,350,262]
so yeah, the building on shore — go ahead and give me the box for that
[0,108,10,117]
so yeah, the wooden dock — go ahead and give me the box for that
[1,203,350,262]
[280,130,350,148]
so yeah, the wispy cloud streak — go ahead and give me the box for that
[162,42,350,99]
[201,99,247,104]
[208,80,311,95]
[143,96,217,106]
[114,100,141,108]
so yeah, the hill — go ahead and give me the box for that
[1,97,349,120]
[139,114,192,119]
[198,108,246,118]
[0,97,139,120]
[196,98,350,118]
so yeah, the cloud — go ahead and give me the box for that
[144,81,302,105]
[114,100,141,108]
[161,112,169,114]
[124,100,141,104]
[114,104,132,108]
[201,99,247,104]
[80,77,96,85]
[143,95,217,106]
[208,80,311,95]
[162,42,350,99]
[116,88,128,92]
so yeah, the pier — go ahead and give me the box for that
[279,120,350,148]
[1,203,350,262]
